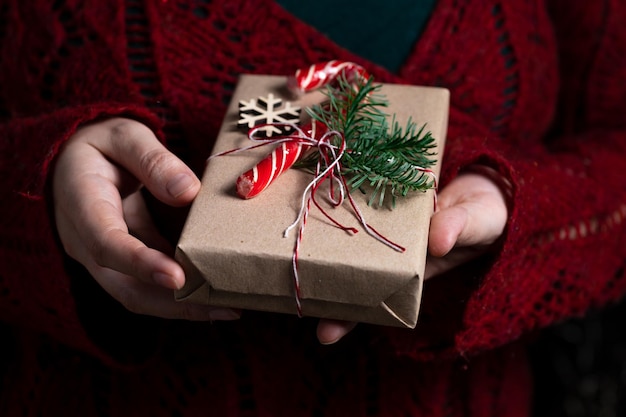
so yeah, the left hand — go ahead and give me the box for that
[316,171,509,344]
[53,118,240,321]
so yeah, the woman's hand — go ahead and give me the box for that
[424,170,509,278]
[316,171,509,344]
[53,118,239,321]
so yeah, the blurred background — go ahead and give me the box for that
[531,296,626,417]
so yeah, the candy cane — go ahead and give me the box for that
[288,60,370,93]
[237,61,369,199]
[236,120,327,199]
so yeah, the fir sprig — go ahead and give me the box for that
[301,74,438,207]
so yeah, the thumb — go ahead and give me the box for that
[428,205,468,257]
[95,119,201,206]
[428,173,508,257]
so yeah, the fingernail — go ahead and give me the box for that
[320,337,340,346]
[153,272,180,290]
[167,173,195,198]
[209,309,241,321]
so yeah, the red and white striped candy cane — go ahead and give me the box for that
[237,61,368,199]
[288,60,370,93]
[236,120,328,199]
[236,141,305,199]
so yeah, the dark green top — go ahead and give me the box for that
[275,0,437,72]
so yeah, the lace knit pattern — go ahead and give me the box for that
[0,0,625,416]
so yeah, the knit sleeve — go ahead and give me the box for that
[0,1,167,364]
[380,0,626,360]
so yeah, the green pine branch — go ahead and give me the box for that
[299,74,438,208]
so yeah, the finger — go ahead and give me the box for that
[428,206,468,257]
[89,266,240,321]
[85,119,201,206]
[75,212,185,290]
[316,320,357,345]
[62,205,240,322]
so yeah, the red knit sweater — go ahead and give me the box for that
[1,1,625,416]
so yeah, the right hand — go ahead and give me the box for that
[52,117,239,321]
[425,170,509,278]
[316,171,509,344]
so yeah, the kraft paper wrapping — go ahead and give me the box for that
[175,75,449,328]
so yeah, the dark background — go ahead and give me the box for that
[531,296,626,417]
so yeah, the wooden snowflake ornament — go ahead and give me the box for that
[238,93,301,137]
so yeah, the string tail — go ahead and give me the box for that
[288,60,370,93]
[291,184,314,318]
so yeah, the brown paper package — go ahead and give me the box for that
[175,75,449,328]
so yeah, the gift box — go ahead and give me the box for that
[175,74,449,328]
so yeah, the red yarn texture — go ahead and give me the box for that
[1,0,625,416]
